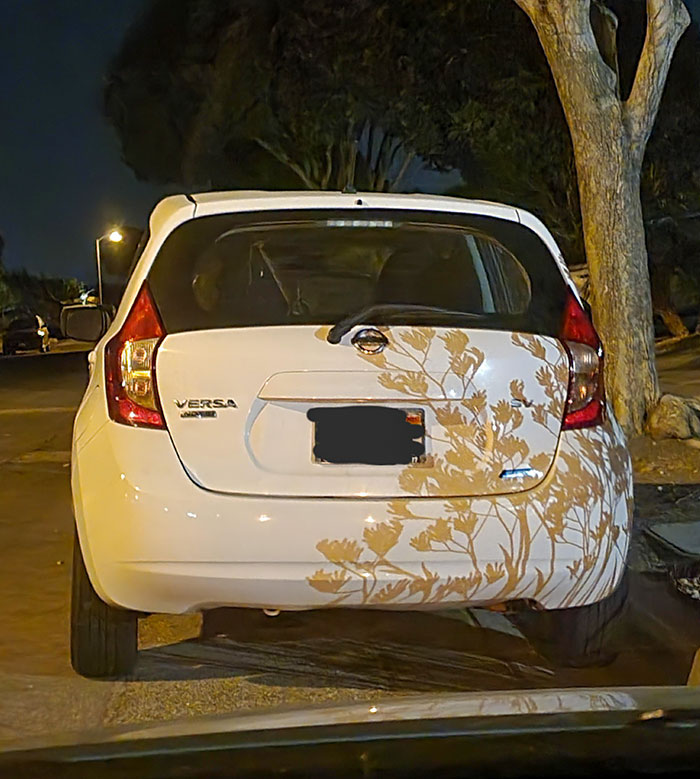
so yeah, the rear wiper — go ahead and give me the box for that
[327,304,484,344]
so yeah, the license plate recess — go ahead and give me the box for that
[308,406,425,465]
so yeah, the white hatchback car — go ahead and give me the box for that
[68,191,632,677]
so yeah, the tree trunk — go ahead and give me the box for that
[658,308,690,338]
[575,136,659,432]
[513,0,689,435]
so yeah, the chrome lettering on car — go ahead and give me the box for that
[174,398,237,418]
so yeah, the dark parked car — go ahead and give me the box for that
[1,313,51,355]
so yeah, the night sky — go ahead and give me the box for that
[2,1,699,285]
[1,0,168,283]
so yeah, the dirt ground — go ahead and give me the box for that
[627,334,700,575]
[629,331,700,483]
[630,435,700,483]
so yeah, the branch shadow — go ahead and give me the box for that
[129,608,556,691]
[126,567,700,691]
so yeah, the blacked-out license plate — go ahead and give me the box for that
[308,406,425,465]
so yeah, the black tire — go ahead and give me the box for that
[2,345,14,356]
[515,574,628,668]
[70,532,137,678]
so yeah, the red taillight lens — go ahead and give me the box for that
[560,288,605,430]
[105,283,166,429]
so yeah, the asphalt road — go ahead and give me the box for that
[2,344,700,744]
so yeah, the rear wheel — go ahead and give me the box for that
[70,532,137,678]
[2,344,14,356]
[515,574,628,667]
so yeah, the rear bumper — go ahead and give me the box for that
[72,417,633,614]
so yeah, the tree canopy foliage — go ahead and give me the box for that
[0,266,83,329]
[0,231,83,317]
[105,1,564,192]
[105,0,700,309]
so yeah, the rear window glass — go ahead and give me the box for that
[147,209,567,335]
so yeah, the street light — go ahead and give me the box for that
[95,229,124,304]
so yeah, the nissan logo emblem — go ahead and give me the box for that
[351,327,389,354]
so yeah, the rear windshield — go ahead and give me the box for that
[147,209,567,335]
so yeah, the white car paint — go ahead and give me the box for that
[156,327,568,498]
[71,191,632,615]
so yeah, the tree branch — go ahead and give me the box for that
[308,152,322,187]
[511,0,618,118]
[372,130,393,190]
[320,143,333,190]
[253,137,317,189]
[625,0,690,149]
[346,139,359,190]
[390,150,416,193]
[366,121,376,169]
[512,0,539,14]
[381,138,405,191]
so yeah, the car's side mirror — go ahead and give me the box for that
[61,306,111,342]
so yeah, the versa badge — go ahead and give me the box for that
[174,398,237,418]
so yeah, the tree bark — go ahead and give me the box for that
[576,132,659,433]
[658,308,690,338]
[513,0,689,434]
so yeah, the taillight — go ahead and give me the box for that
[560,288,605,430]
[105,283,166,429]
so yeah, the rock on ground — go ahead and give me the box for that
[646,394,700,440]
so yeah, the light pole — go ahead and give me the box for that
[95,229,123,304]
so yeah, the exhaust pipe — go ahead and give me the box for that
[263,608,281,617]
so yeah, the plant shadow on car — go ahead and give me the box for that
[111,482,700,692]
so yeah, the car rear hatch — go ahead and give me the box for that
[148,208,570,499]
